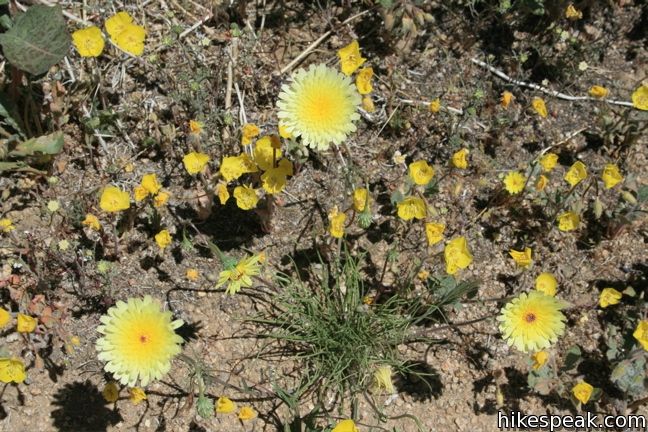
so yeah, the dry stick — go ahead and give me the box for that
[399,98,464,115]
[179,12,214,39]
[471,58,635,108]
[36,0,92,26]
[279,9,372,75]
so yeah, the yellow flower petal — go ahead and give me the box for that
[100,186,131,213]
[532,97,547,118]
[631,85,648,110]
[215,396,237,414]
[599,288,622,308]
[572,381,593,404]
[337,40,365,76]
[16,313,37,333]
[72,26,105,57]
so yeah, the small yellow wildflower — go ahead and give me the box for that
[141,173,162,195]
[503,171,526,194]
[633,320,648,351]
[82,214,101,231]
[589,86,608,98]
[599,288,622,308]
[153,191,170,207]
[241,123,261,146]
[215,396,237,414]
[397,197,426,221]
[0,308,10,328]
[531,97,548,118]
[355,67,373,94]
[572,381,593,404]
[261,167,288,194]
[186,268,199,281]
[501,91,514,109]
[278,123,293,139]
[353,188,370,212]
[564,161,588,187]
[100,186,131,212]
[254,136,281,171]
[535,175,548,191]
[16,313,37,333]
[219,156,245,182]
[134,186,148,202]
[631,85,648,110]
[216,182,230,205]
[363,295,375,305]
[531,351,549,370]
[0,218,15,233]
[183,152,210,175]
[233,185,259,210]
[155,229,172,250]
[429,98,441,113]
[444,236,473,275]
[238,406,257,421]
[112,24,147,56]
[565,4,583,20]
[509,248,532,268]
[371,365,395,394]
[0,358,26,384]
[337,40,365,76]
[328,206,346,239]
[332,419,359,432]
[105,11,133,38]
[129,387,147,405]
[539,153,558,172]
[409,160,435,185]
[557,211,580,232]
[417,270,430,280]
[452,149,469,169]
[102,381,120,403]
[189,120,203,135]
[425,222,445,246]
[362,95,375,112]
[216,255,262,295]
[601,164,623,189]
[72,26,105,57]
[535,273,557,296]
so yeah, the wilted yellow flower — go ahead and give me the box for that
[501,91,514,109]
[425,222,445,246]
[155,229,172,250]
[186,268,199,281]
[0,218,15,233]
[216,182,230,205]
[238,406,257,421]
[82,214,101,231]
[417,270,429,280]
[261,167,288,194]
[444,236,473,275]
[633,320,648,351]
[503,171,526,194]
[332,419,359,432]
[241,123,261,145]
[153,191,170,207]
[509,248,532,268]
[539,153,558,172]
[601,164,623,189]
[277,158,294,176]
[452,149,468,169]
[102,381,119,402]
[254,136,282,171]
[362,95,375,112]
[535,273,557,296]
[631,85,648,110]
[531,351,549,370]
[392,150,406,165]
[572,381,593,404]
[397,197,426,221]
[216,254,262,295]
[355,67,373,94]
[141,173,162,195]
[16,313,37,333]
[557,211,580,232]
[564,161,588,187]
[278,123,293,139]
[535,174,548,191]
[105,11,133,37]
[72,26,105,57]
[371,365,395,394]
[328,206,346,239]
[599,288,622,308]
[353,188,369,212]
[183,152,210,175]
[0,308,10,328]
[589,86,608,98]
[112,23,146,56]
[233,185,259,210]
[338,40,365,76]
[532,97,547,118]
[0,358,26,384]
[409,160,434,185]
[215,396,236,414]
[100,186,131,212]
[565,4,583,20]
[429,98,441,113]
[189,120,203,135]
[129,387,147,405]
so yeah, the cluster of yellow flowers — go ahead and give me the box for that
[134,173,170,207]
[338,40,375,112]
[0,309,41,384]
[72,11,146,57]
[215,396,257,421]
[101,381,148,405]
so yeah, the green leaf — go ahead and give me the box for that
[561,345,581,371]
[9,131,63,157]
[0,93,25,137]
[0,5,70,75]
[636,185,648,203]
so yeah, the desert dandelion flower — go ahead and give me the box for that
[498,291,567,353]
[96,296,184,387]
[277,64,361,151]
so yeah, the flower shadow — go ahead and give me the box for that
[51,380,122,432]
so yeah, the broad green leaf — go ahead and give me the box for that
[0,93,24,137]
[9,131,63,157]
[0,5,70,75]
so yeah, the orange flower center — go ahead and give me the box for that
[525,312,537,323]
